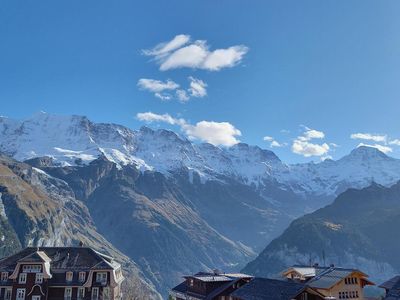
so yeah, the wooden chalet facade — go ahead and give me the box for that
[282,265,375,300]
[0,247,124,300]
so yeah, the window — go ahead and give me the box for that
[32,296,41,300]
[92,287,99,300]
[19,273,27,284]
[66,271,73,282]
[356,291,359,298]
[115,268,122,280]
[4,288,12,300]
[78,287,85,300]
[64,287,72,300]
[16,289,25,300]
[22,265,41,273]
[103,287,110,300]
[35,273,43,284]
[79,272,86,282]
[1,272,8,281]
[96,272,107,283]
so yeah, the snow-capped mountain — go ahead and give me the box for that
[2,112,400,297]
[1,112,400,200]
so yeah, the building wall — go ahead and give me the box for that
[316,275,365,300]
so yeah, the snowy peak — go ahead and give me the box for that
[344,145,390,161]
[1,112,400,199]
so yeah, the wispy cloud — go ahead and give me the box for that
[188,76,207,98]
[350,133,387,143]
[137,78,179,101]
[142,34,191,57]
[136,112,241,147]
[263,136,284,148]
[143,34,249,71]
[357,143,392,153]
[291,127,330,157]
[137,76,207,103]
[389,139,400,146]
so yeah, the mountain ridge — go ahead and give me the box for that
[242,181,400,283]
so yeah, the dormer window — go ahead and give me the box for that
[1,272,8,281]
[19,273,27,284]
[79,272,86,282]
[66,271,73,282]
[22,265,41,273]
[96,272,107,284]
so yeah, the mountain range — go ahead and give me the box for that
[242,181,400,284]
[1,112,400,296]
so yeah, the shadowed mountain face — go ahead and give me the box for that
[0,155,162,300]
[242,182,400,283]
[37,157,279,295]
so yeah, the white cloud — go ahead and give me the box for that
[202,45,249,71]
[137,78,179,93]
[154,93,172,100]
[159,41,208,71]
[143,34,248,71]
[270,140,283,148]
[357,143,392,153]
[176,89,190,102]
[184,121,241,146]
[292,140,330,157]
[389,139,400,146]
[142,34,190,57]
[263,136,274,142]
[263,136,284,148]
[350,133,387,143]
[136,112,241,147]
[300,128,325,141]
[321,155,333,161]
[136,112,185,126]
[138,77,207,102]
[188,76,207,98]
[291,127,330,157]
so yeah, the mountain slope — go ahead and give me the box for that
[35,156,259,295]
[0,154,161,299]
[242,182,400,282]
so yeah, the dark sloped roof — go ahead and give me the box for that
[380,276,400,299]
[18,251,51,263]
[381,276,400,290]
[231,278,306,300]
[0,247,117,272]
[205,278,243,300]
[171,281,188,294]
[307,268,353,289]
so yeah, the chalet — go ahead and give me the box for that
[379,276,400,299]
[282,265,375,299]
[170,271,253,300]
[0,246,124,300]
[230,277,325,300]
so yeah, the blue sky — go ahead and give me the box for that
[1,0,400,163]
